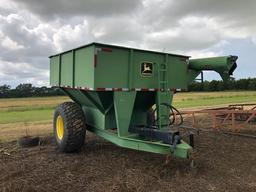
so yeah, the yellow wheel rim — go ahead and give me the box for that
[56,115,64,140]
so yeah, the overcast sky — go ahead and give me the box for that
[0,0,256,87]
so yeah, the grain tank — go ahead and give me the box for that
[50,42,237,159]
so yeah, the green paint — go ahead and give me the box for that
[189,56,237,81]
[156,91,173,129]
[61,52,73,86]
[114,92,136,137]
[74,46,94,88]
[50,56,60,85]
[49,42,238,158]
[87,125,192,158]
[50,42,189,90]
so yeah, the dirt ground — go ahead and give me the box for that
[0,129,256,192]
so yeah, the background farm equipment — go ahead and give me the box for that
[181,103,256,135]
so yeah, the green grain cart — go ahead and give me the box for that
[50,42,237,159]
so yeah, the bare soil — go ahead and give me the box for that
[0,130,256,192]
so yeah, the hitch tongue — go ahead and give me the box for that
[171,134,181,152]
[130,126,181,152]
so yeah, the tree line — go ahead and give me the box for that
[188,78,256,91]
[0,84,64,98]
[0,78,256,98]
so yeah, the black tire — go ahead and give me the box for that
[53,102,86,153]
[17,136,39,147]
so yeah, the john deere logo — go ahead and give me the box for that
[141,62,153,76]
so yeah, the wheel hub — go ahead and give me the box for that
[56,115,64,140]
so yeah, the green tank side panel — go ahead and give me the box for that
[93,44,189,89]
[95,47,129,88]
[60,51,73,86]
[168,56,188,89]
[50,43,190,89]
[132,51,164,88]
[50,55,60,85]
[50,45,95,88]
[50,43,237,90]
[74,46,94,88]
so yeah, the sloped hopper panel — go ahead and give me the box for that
[62,89,113,112]
[61,88,155,130]
[62,88,155,114]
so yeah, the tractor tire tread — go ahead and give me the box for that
[54,102,86,153]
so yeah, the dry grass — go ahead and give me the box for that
[0,96,69,111]
[0,97,67,141]
[0,120,52,142]
[173,91,256,109]
[173,91,256,101]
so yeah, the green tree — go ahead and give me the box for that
[248,78,256,90]
[15,83,33,97]
[0,84,11,98]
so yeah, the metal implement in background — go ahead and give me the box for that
[49,42,238,160]
[181,103,256,134]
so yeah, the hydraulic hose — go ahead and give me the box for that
[149,103,183,127]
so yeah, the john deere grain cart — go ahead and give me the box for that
[50,42,237,159]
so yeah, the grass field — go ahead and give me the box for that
[173,91,256,108]
[0,96,70,124]
[0,91,256,141]
[0,96,70,141]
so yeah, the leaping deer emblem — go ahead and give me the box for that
[142,63,152,73]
